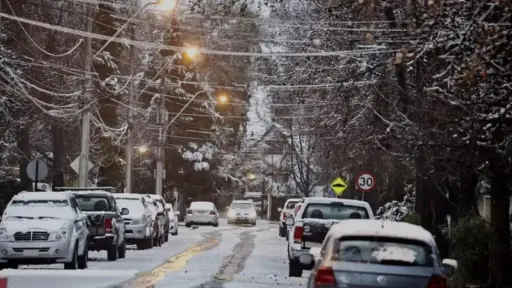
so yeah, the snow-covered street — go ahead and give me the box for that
[0,220,308,288]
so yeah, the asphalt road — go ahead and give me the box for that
[0,220,309,288]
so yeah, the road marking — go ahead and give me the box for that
[125,237,220,288]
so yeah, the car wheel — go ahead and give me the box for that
[171,229,178,236]
[147,237,154,249]
[137,241,146,250]
[107,240,119,261]
[213,222,219,227]
[118,241,126,259]
[64,243,79,270]
[279,226,286,237]
[78,243,88,269]
[185,222,192,228]
[288,259,302,277]
[164,233,169,242]
[6,262,19,269]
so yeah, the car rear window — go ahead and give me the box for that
[231,203,253,209]
[75,196,112,211]
[333,236,433,267]
[286,201,298,209]
[190,202,213,210]
[303,202,369,220]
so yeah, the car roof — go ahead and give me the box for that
[328,220,436,246]
[67,190,112,197]
[303,197,370,207]
[285,198,301,203]
[13,191,71,201]
[232,200,253,203]
[144,194,164,200]
[113,193,144,199]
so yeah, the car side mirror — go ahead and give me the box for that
[442,259,458,277]
[277,207,282,212]
[298,253,314,269]
[285,217,294,226]
[174,211,180,216]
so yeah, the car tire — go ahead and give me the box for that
[6,262,19,269]
[78,243,88,269]
[118,241,126,259]
[252,223,256,226]
[185,222,192,228]
[137,241,146,250]
[147,237,154,249]
[164,233,169,242]
[64,243,79,270]
[107,240,119,261]
[213,222,219,227]
[171,229,178,236]
[279,226,286,237]
[288,259,302,277]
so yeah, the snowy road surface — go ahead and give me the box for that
[0,220,309,288]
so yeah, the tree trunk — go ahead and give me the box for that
[17,126,31,191]
[51,123,64,188]
[489,160,511,287]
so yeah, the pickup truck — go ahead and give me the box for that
[286,197,374,277]
[70,191,128,261]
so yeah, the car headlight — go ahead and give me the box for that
[0,229,13,242]
[49,230,68,241]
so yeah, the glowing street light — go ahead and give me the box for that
[217,93,229,104]
[156,0,179,10]
[138,145,148,154]
[246,173,256,181]
[185,47,199,59]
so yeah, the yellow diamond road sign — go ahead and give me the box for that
[330,177,348,196]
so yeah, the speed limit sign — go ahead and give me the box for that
[356,173,375,191]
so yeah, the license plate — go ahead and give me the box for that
[198,211,207,214]
[23,250,39,256]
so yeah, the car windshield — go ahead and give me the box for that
[334,237,433,267]
[75,196,112,212]
[5,199,74,219]
[231,203,253,209]
[303,203,369,220]
[190,202,213,210]
[115,198,145,216]
[286,201,298,209]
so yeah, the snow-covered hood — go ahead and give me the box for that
[0,217,71,233]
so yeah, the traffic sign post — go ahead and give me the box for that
[355,172,375,201]
[330,177,348,197]
[27,159,48,192]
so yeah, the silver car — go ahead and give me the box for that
[0,192,89,270]
[299,219,458,288]
[227,200,257,225]
[185,201,219,227]
[113,193,154,250]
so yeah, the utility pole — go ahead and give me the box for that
[155,95,167,196]
[125,24,136,193]
[79,4,93,187]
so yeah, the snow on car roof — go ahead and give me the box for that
[232,199,252,203]
[113,193,144,199]
[13,191,69,201]
[285,198,301,203]
[144,194,164,200]
[67,190,112,196]
[190,201,215,209]
[328,219,436,246]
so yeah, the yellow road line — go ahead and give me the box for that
[129,238,220,288]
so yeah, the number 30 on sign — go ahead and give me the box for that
[356,173,375,192]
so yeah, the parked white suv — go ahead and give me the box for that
[278,198,300,237]
[113,193,154,250]
[0,192,89,270]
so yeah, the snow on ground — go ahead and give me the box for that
[225,224,309,288]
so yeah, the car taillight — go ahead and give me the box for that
[314,266,337,285]
[427,275,448,288]
[282,213,287,221]
[294,204,302,214]
[293,226,303,243]
[210,210,216,215]
[104,218,113,233]
[187,209,193,214]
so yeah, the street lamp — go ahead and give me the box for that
[137,145,148,154]
[185,47,199,59]
[217,93,229,104]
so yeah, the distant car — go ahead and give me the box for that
[113,193,154,250]
[145,199,165,247]
[185,201,219,227]
[144,195,171,243]
[278,198,300,237]
[165,203,179,236]
[300,220,458,288]
[286,197,374,277]
[0,192,89,270]
[227,200,257,226]
[70,191,127,261]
